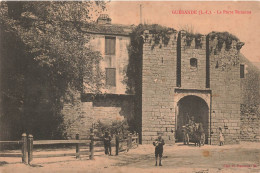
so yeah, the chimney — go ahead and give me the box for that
[97,14,112,25]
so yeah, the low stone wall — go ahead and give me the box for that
[62,93,134,139]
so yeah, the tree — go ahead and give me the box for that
[0,1,106,139]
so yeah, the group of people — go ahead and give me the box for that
[182,116,205,147]
[103,130,165,166]
[151,125,224,167]
[102,124,224,167]
[183,115,224,147]
[102,131,124,156]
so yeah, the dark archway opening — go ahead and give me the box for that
[176,95,209,144]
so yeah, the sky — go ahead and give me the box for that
[102,1,260,68]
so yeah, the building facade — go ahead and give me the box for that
[62,15,135,139]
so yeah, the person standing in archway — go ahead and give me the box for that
[198,123,205,146]
[188,115,196,133]
[189,116,195,125]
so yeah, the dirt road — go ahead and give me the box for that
[0,142,259,173]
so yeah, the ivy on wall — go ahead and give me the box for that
[139,24,176,50]
[124,24,176,94]
[184,32,203,49]
[209,31,239,51]
[208,32,241,71]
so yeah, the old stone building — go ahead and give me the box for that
[62,15,136,139]
[62,15,260,144]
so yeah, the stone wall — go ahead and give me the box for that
[142,31,177,144]
[240,104,260,142]
[240,54,260,142]
[209,35,241,145]
[62,92,134,139]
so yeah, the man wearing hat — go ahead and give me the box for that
[153,132,165,166]
[103,131,112,155]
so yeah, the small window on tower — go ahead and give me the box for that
[240,64,245,78]
[190,58,197,68]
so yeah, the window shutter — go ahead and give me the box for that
[105,38,110,55]
[110,38,115,55]
[105,37,116,55]
[106,68,116,86]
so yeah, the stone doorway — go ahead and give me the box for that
[175,95,209,144]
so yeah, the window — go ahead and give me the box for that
[190,58,197,68]
[105,37,116,55]
[106,68,116,86]
[240,64,245,78]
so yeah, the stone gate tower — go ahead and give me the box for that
[142,30,243,145]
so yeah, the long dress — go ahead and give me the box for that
[219,132,224,142]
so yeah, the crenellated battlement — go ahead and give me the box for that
[179,30,206,50]
[208,32,244,53]
[207,32,244,71]
[142,29,244,53]
[142,29,177,50]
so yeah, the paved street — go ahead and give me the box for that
[0,142,259,173]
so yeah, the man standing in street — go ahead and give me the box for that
[153,132,165,166]
[103,131,112,155]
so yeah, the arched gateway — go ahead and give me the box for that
[176,95,209,144]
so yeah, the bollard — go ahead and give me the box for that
[21,133,27,164]
[27,134,33,165]
[76,134,80,159]
[127,133,132,152]
[115,134,119,156]
[89,129,94,160]
[129,133,132,149]
[136,133,139,147]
